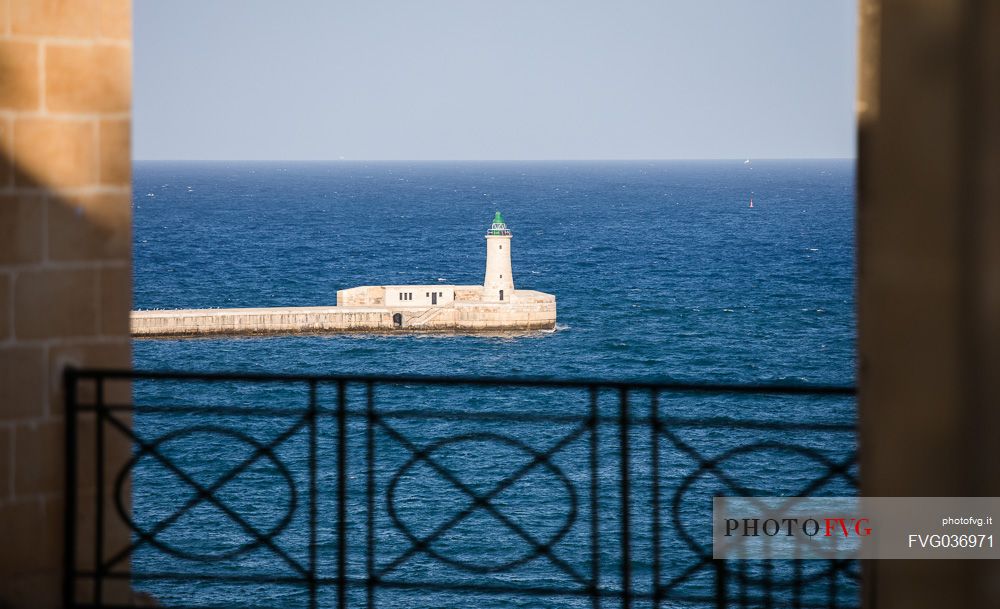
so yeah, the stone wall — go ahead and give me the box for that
[858,1,1000,607]
[132,297,557,337]
[0,2,134,607]
[453,300,556,331]
[132,306,394,337]
[509,289,555,304]
[336,285,385,306]
[454,285,485,301]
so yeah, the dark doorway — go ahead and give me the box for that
[392,313,402,327]
[432,292,437,305]
[499,289,504,301]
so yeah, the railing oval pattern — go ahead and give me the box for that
[64,368,858,609]
[112,424,300,563]
[385,431,580,575]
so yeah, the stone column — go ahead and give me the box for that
[858,0,1000,607]
[0,1,134,607]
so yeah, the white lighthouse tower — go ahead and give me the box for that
[484,211,514,302]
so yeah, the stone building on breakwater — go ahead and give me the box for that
[131,212,556,337]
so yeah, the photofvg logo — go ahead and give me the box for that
[724,512,872,539]
[713,497,865,559]
[713,497,1000,560]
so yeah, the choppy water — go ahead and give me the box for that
[129,160,857,608]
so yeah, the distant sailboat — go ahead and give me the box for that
[749,196,754,208]
[744,158,751,165]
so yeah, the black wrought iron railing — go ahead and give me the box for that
[64,369,858,609]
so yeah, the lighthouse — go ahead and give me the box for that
[484,211,514,302]
[135,212,556,336]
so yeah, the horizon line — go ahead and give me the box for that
[132,156,856,163]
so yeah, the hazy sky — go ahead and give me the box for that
[134,1,857,161]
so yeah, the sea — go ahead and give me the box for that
[129,160,858,608]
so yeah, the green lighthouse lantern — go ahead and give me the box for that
[487,211,511,236]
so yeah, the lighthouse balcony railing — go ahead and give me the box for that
[63,368,858,609]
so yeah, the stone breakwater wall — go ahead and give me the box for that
[131,300,556,338]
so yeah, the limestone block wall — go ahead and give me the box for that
[453,301,556,331]
[454,285,485,301]
[0,2,134,607]
[510,289,556,304]
[379,301,554,332]
[386,305,456,329]
[337,285,385,306]
[133,299,556,336]
[132,307,394,337]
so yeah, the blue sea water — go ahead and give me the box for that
[129,160,857,608]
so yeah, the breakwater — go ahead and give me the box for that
[131,294,556,337]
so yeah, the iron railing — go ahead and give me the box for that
[64,368,858,609]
